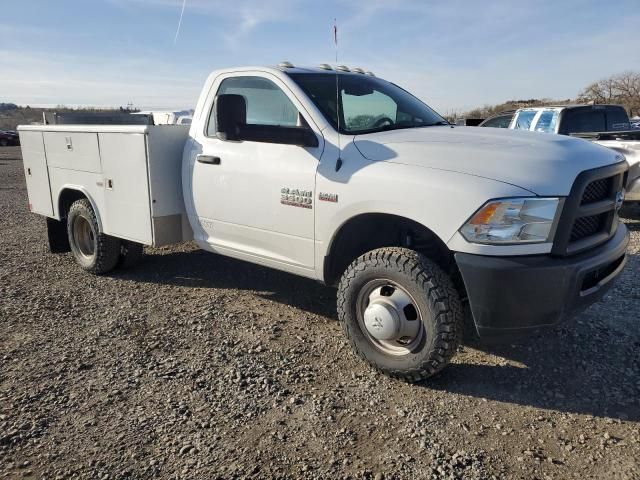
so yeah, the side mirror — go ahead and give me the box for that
[215,94,246,141]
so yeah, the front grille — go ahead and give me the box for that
[551,162,627,257]
[581,178,612,205]
[570,214,606,242]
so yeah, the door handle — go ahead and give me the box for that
[197,155,221,165]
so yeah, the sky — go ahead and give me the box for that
[1,0,639,114]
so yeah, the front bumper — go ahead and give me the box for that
[455,224,629,340]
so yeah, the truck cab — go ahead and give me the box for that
[509,104,632,135]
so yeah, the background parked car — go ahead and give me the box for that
[478,110,516,128]
[455,117,484,126]
[0,130,20,146]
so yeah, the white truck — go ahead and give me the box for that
[508,105,640,204]
[133,110,194,125]
[19,64,630,382]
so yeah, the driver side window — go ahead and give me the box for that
[206,76,299,137]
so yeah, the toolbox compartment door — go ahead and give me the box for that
[43,131,102,173]
[20,131,54,216]
[99,132,153,244]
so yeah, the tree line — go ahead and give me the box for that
[0,105,140,131]
[577,71,640,117]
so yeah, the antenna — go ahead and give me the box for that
[334,19,343,172]
[173,0,187,44]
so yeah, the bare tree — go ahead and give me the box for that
[578,71,640,116]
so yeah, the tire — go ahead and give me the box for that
[66,199,121,274]
[118,240,144,268]
[337,247,463,383]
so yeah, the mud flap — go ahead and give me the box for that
[46,217,71,253]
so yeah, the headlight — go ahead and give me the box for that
[460,198,561,244]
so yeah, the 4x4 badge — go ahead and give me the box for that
[319,192,338,203]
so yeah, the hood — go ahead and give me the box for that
[354,126,624,195]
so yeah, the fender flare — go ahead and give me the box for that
[56,185,104,232]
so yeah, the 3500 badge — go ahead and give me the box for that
[281,187,313,209]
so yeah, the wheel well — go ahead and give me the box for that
[323,213,454,287]
[58,189,87,219]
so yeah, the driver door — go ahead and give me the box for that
[191,73,323,274]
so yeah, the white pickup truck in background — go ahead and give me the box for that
[508,105,640,204]
[19,64,630,382]
[133,110,193,125]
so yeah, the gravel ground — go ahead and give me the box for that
[1,145,639,480]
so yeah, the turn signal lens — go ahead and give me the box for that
[468,202,500,225]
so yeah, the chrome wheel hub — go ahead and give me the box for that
[73,215,96,258]
[358,281,424,356]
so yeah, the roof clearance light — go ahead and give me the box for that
[318,63,333,70]
[365,71,375,76]
[352,67,365,74]
[335,65,350,72]
[278,61,295,68]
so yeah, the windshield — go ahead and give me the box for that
[288,73,446,134]
[513,110,536,130]
[534,110,559,133]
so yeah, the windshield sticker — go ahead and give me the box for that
[611,123,629,130]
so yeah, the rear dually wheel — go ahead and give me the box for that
[66,199,121,274]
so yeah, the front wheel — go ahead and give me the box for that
[67,199,121,274]
[337,247,463,383]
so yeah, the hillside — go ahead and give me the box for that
[0,104,133,131]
